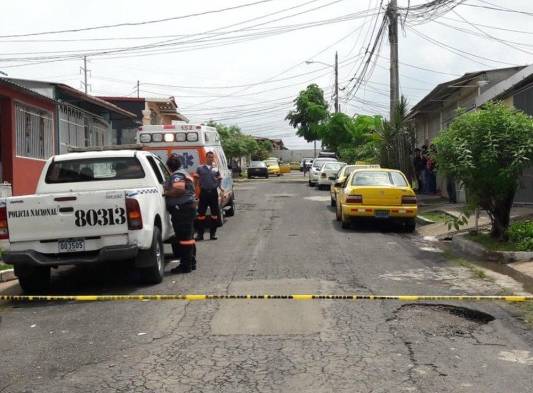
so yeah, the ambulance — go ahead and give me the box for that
[137,122,235,222]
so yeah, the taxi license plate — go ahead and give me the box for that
[58,239,85,253]
[374,210,389,218]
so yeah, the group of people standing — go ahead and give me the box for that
[413,143,457,203]
[163,151,222,274]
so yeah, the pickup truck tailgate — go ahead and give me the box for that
[6,190,128,243]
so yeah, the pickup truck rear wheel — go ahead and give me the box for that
[138,226,164,285]
[15,265,50,294]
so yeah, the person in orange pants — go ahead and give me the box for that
[164,154,196,273]
[196,151,222,241]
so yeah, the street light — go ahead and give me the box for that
[304,52,339,113]
[0,70,7,76]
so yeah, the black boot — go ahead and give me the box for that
[171,245,194,274]
[210,229,217,240]
[171,259,192,274]
[195,231,204,241]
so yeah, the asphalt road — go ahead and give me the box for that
[1,172,533,393]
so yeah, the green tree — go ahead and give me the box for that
[207,121,270,161]
[286,84,329,147]
[433,102,533,240]
[318,112,355,153]
[253,140,273,161]
[331,114,383,164]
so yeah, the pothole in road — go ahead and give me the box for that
[390,303,494,338]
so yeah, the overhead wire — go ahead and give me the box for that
[0,0,281,38]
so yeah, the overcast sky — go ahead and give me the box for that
[1,0,532,148]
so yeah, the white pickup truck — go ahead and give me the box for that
[0,149,175,292]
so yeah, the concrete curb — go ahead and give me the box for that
[451,234,533,264]
[0,268,16,283]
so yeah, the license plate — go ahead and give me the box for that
[375,210,389,218]
[58,239,85,253]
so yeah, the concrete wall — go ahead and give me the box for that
[271,149,316,162]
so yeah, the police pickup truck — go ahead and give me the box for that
[0,148,175,292]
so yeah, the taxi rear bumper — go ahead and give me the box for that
[342,204,417,218]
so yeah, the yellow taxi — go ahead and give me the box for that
[335,168,417,232]
[329,164,380,207]
[265,159,281,176]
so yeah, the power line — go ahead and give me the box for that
[461,0,533,17]
[407,26,518,67]
[0,0,280,38]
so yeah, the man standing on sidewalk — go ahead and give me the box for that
[196,151,222,241]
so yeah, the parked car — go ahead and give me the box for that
[317,161,346,190]
[247,161,269,178]
[318,151,337,159]
[335,168,417,232]
[309,157,337,186]
[330,164,381,206]
[289,162,300,171]
[265,159,281,176]
[1,149,177,292]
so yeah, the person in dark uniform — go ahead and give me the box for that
[196,151,222,241]
[164,154,196,273]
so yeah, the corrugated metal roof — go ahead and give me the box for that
[2,77,136,119]
[0,77,58,105]
[408,66,527,117]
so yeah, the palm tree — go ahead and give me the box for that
[378,96,414,179]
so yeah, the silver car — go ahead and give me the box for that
[317,161,346,189]
[309,158,337,186]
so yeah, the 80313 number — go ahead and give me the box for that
[74,208,126,227]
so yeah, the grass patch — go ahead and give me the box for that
[454,258,488,280]
[466,233,522,252]
[418,210,454,223]
[0,263,11,271]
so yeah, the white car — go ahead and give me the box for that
[1,149,176,292]
[308,158,337,186]
[317,162,346,190]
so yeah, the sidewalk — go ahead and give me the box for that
[417,203,533,293]
[418,205,533,238]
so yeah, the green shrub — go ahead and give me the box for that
[507,220,533,251]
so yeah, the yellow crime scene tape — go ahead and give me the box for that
[0,294,532,302]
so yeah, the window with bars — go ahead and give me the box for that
[58,104,110,153]
[15,103,53,160]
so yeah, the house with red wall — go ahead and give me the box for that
[0,78,135,196]
[0,78,57,196]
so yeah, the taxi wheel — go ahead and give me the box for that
[335,203,341,221]
[330,197,336,207]
[341,209,351,229]
[308,180,313,187]
[404,218,416,233]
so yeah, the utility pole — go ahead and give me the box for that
[388,0,399,126]
[80,56,91,94]
[334,51,339,113]
[137,80,140,98]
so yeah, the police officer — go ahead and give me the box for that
[164,154,196,273]
[196,151,222,241]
